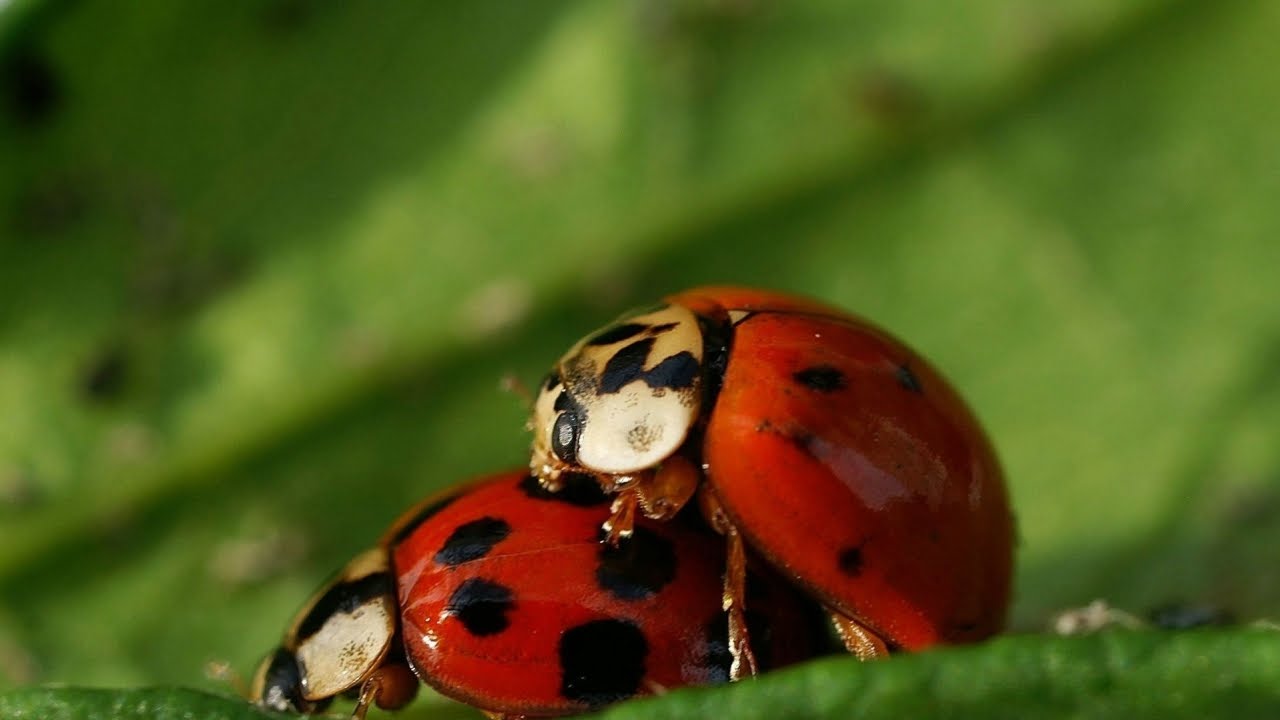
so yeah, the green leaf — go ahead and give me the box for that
[592,631,1280,720]
[2,0,1279,717]
[2,632,1278,719]
[0,687,277,720]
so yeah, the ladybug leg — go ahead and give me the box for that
[724,526,760,679]
[828,612,890,660]
[637,454,700,521]
[602,489,638,546]
[351,663,419,719]
[698,487,759,680]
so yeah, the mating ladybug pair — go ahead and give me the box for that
[252,287,1015,718]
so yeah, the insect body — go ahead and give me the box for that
[253,469,826,718]
[530,286,1014,675]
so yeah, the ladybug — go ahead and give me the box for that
[252,469,827,719]
[529,286,1014,676]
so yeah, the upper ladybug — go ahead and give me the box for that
[529,286,1015,678]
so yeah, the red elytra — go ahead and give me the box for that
[529,286,1014,664]
[392,470,826,717]
[252,468,829,719]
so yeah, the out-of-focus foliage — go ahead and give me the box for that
[1,0,1277,717]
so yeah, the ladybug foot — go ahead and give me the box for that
[724,526,760,680]
[829,613,890,660]
[352,664,419,720]
[602,489,638,545]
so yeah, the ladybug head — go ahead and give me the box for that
[530,304,705,482]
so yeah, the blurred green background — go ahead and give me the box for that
[1,0,1278,716]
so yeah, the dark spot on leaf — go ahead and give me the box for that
[445,578,514,637]
[2,46,61,127]
[78,343,128,403]
[434,517,511,567]
[559,619,647,707]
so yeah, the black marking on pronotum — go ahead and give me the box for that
[895,363,923,393]
[434,517,511,567]
[838,546,864,577]
[559,619,648,707]
[595,526,678,601]
[257,647,325,713]
[647,322,679,334]
[518,473,610,506]
[586,323,649,347]
[599,338,654,393]
[445,578,515,636]
[389,493,461,546]
[599,338,700,395]
[644,351,699,391]
[543,370,562,392]
[295,572,395,642]
[793,365,846,393]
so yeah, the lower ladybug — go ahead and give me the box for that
[529,286,1015,676]
[252,469,827,719]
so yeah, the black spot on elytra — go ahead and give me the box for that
[559,619,647,707]
[78,343,128,403]
[896,363,923,393]
[434,517,511,567]
[2,47,61,127]
[595,526,678,601]
[388,493,460,547]
[600,338,700,394]
[701,607,783,680]
[295,572,395,642]
[518,473,610,507]
[257,647,328,713]
[793,365,846,393]
[702,615,733,684]
[586,322,648,346]
[445,578,515,636]
[754,419,820,458]
[838,546,864,576]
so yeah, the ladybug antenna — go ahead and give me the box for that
[498,373,534,407]
[204,659,249,699]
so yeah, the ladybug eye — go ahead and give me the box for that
[551,409,581,463]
